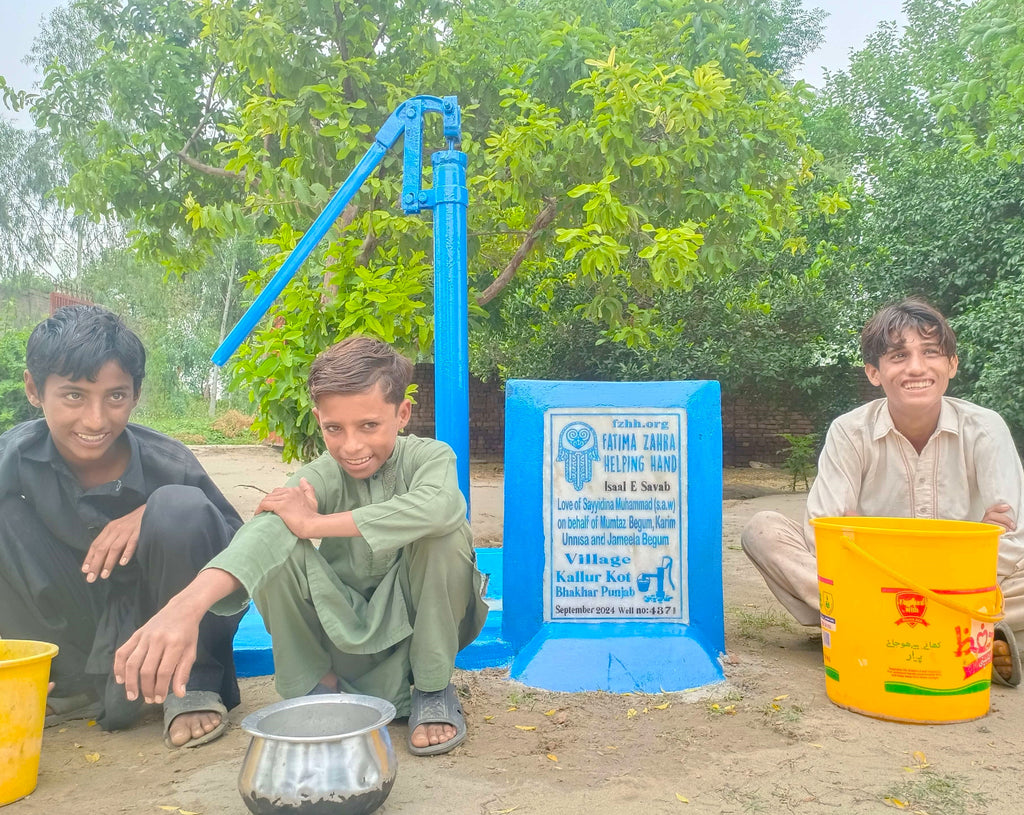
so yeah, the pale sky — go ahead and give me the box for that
[0,0,906,126]
[2,1,65,88]
[1,0,65,127]
[799,0,907,86]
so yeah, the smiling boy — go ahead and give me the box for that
[116,336,489,756]
[742,298,1024,685]
[0,306,243,747]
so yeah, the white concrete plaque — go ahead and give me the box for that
[542,408,688,622]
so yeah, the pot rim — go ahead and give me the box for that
[240,693,397,743]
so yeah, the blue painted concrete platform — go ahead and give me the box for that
[233,547,513,677]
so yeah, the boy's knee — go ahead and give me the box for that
[145,483,211,516]
[407,531,469,559]
[252,544,314,606]
[740,511,789,556]
[403,532,474,578]
[139,485,224,551]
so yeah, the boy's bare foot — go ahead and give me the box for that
[167,711,223,746]
[994,638,1014,682]
[162,690,228,748]
[321,671,339,690]
[410,721,457,748]
[306,675,460,749]
[407,684,466,756]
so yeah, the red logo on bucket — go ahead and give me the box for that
[963,650,993,679]
[894,591,928,626]
[956,624,995,679]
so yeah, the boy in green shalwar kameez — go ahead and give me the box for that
[114,336,489,756]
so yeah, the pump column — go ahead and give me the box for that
[431,149,471,506]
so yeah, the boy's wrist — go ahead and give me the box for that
[172,568,241,621]
[307,510,359,540]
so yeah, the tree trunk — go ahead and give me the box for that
[477,197,559,306]
[209,251,236,417]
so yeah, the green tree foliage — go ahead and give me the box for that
[18,0,841,459]
[79,241,260,415]
[218,0,843,459]
[813,0,1024,443]
[27,0,246,267]
[952,282,1024,448]
[0,326,39,431]
[474,244,867,430]
[936,0,1024,165]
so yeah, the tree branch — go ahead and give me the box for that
[333,2,358,104]
[180,65,224,156]
[356,229,379,266]
[477,197,559,306]
[176,151,244,180]
[146,67,233,183]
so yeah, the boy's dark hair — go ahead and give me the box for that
[26,305,146,396]
[860,298,957,367]
[308,336,413,406]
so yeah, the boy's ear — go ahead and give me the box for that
[397,399,412,429]
[23,370,42,408]
[948,355,959,379]
[312,406,322,427]
[864,363,882,388]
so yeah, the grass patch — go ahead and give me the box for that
[760,699,805,738]
[507,689,538,708]
[705,688,743,717]
[719,785,767,813]
[134,400,260,445]
[730,606,795,642]
[761,700,803,723]
[885,771,987,815]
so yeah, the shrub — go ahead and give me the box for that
[0,328,38,432]
[778,432,818,491]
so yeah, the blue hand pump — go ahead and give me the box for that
[211,96,471,505]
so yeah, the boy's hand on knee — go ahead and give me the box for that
[983,503,1016,533]
[256,478,320,539]
[114,603,199,704]
[83,505,145,582]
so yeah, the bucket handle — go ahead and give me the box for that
[839,531,1004,624]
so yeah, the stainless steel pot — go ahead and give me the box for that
[238,694,397,815]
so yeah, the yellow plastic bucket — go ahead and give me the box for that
[0,640,59,806]
[811,517,1002,724]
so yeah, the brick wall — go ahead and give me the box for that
[721,397,815,466]
[3,289,50,328]
[406,364,505,458]
[407,365,877,466]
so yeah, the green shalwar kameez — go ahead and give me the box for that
[205,435,488,715]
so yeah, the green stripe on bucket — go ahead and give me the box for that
[825,666,839,681]
[883,680,990,696]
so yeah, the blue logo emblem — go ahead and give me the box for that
[557,421,599,490]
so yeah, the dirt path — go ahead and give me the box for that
[11,447,1017,815]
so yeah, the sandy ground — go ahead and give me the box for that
[10,446,1020,815]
